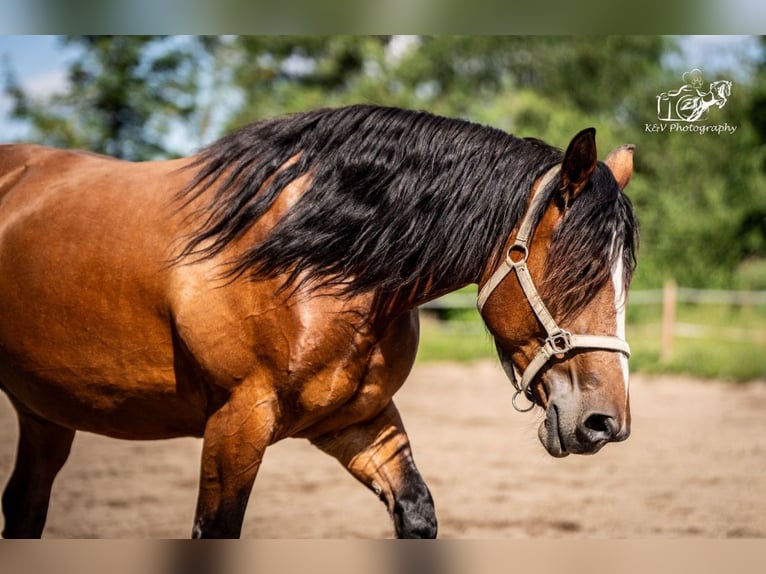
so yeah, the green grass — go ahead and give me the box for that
[416,317,495,363]
[416,302,766,381]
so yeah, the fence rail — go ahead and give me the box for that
[645,280,766,361]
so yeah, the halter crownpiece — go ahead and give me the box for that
[477,164,631,412]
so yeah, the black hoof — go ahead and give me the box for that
[393,481,437,539]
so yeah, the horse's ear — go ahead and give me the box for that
[605,144,635,191]
[561,127,597,201]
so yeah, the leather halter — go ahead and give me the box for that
[476,164,631,412]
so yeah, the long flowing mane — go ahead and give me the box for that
[177,104,637,317]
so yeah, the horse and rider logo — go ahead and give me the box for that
[656,69,732,122]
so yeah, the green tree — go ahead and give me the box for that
[224,36,670,127]
[739,36,766,286]
[4,35,218,160]
[7,35,764,290]
[628,52,766,289]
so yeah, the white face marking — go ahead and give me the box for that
[611,249,630,392]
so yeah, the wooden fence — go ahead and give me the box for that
[633,281,766,362]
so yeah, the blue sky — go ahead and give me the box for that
[0,36,81,140]
[0,35,75,78]
[0,35,761,146]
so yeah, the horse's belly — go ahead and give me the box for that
[0,364,209,439]
[0,275,210,439]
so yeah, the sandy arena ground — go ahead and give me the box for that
[0,360,764,538]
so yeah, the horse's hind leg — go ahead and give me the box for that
[310,401,437,538]
[2,408,75,538]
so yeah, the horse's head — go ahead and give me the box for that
[478,128,637,457]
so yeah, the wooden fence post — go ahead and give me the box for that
[661,279,677,363]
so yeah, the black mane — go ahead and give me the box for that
[178,104,637,317]
[541,164,638,320]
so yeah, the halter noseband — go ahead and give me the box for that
[476,164,631,412]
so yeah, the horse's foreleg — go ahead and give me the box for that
[310,401,437,538]
[1,408,75,538]
[192,387,276,539]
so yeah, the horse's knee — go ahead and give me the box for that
[391,470,437,539]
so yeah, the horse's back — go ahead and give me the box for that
[0,144,186,287]
[0,143,111,190]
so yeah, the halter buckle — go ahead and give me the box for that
[545,330,573,356]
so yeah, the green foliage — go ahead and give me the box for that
[736,258,766,289]
[5,34,766,379]
[626,75,766,289]
[416,319,495,363]
[4,35,766,296]
[4,36,217,160]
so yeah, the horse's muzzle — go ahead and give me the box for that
[539,401,630,457]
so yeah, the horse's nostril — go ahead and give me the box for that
[583,413,616,437]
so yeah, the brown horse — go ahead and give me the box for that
[0,105,637,538]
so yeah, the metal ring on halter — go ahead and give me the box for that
[506,243,528,266]
[512,389,536,412]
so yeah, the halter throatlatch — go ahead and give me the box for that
[477,164,631,412]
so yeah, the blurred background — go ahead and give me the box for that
[1,35,765,381]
